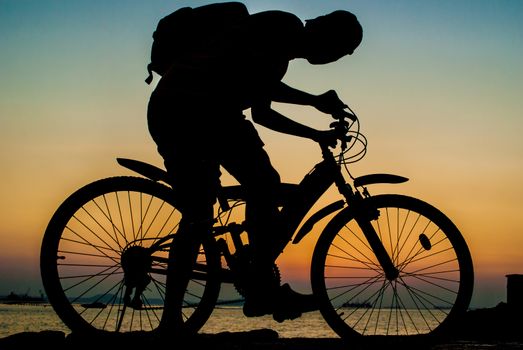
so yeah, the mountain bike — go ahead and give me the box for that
[40,107,474,340]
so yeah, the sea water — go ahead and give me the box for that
[0,304,451,339]
[0,304,338,339]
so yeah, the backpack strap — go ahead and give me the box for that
[145,63,154,85]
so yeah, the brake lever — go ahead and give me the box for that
[332,109,357,122]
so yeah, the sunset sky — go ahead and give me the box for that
[1,0,522,309]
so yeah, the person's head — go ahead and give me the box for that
[303,10,362,64]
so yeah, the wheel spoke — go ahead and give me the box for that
[41,177,220,335]
[315,194,472,338]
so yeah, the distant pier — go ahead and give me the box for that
[0,291,47,305]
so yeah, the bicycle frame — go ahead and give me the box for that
[116,142,409,282]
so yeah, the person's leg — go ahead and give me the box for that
[219,118,319,320]
[148,98,220,331]
[216,119,285,316]
[159,154,220,331]
[219,119,283,265]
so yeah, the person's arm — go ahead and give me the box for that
[271,82,317,105]
[251,101,318,139]
[271,82,348,116]
[251,100,338,147]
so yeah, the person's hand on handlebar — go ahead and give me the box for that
[314,90,347,116]
[312,128,350,149]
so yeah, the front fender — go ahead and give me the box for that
[353,173,408,187]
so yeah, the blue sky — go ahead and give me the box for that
[1,0,522,308]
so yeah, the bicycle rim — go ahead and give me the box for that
[40,176,220,334]
[312,194,473,338]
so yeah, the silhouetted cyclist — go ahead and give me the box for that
[147,2,362,322]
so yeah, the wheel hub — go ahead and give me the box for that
[121,245,152,308]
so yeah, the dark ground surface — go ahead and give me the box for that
[1,303,522,350]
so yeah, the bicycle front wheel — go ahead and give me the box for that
[40,176,221,334]
[311,194,473,339]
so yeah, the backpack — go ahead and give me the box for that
[145,2,249,84]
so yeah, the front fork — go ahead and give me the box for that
[353,199,399,281]
[339,182,399,281]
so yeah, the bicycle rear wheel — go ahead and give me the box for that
[40,176,221,334]
[311,194,473,339]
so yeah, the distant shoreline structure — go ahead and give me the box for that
[0,291,47,305]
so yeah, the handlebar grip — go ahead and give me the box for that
[332,110,357,122]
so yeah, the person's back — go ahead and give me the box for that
[152,10,303,114]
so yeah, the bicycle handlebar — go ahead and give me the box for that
[322,105,367,166]
[329,108,358,150]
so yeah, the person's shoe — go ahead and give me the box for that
[242,283,319,320]
[242,287,277,317]
[272,283,319,323]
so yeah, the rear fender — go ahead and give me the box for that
[116,158,170,183]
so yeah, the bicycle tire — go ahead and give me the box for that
[40,176,221,334]
[311,194,473,339]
